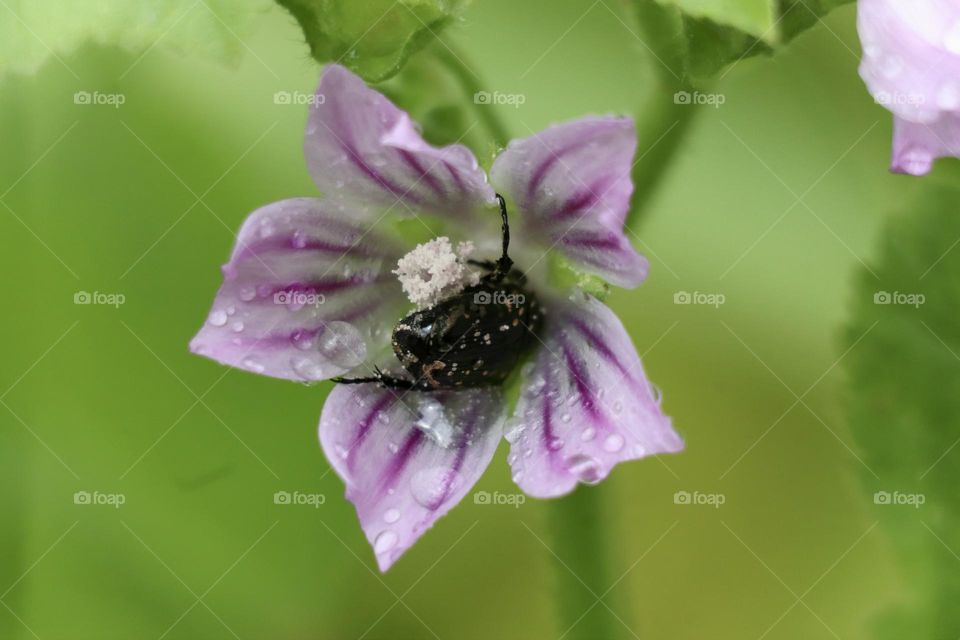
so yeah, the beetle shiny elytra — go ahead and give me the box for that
[332,195,543,391]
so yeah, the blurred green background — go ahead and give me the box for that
[0,0,939,638]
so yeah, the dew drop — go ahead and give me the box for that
[938,82,960,110]
[944,21,960,54]
[410,467,459,510]
[560,413,572,424]
[291,330,316,351]
[374,530,398,554]
[231,321,244,333]
[504,420,525,444]
[319,321,366,369]
[292,230,308,249]
[384,508,400,524]
[547,437,564,451]
[580,427,596,442]
[565,454,602,484]
[292,356,325,381]
[238,286,256,302]
[242,357,265,373]
[208,310,228,327]
[604,434,625,453]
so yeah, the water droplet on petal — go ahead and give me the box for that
[565,454,602,484]
[945,21,960,54]
[231,321,244,333]
[938,82,960,110]
[292,230,308,249]
[292,356,325,381]
[374,530,398,554]
[547,437,564,451]
[384,508,400,524]
[291,330,316,351]
[238,286,256,302]
[580,427,596,442]
[242,357,265,373]
[319,321,366,369]
[504,420,525,444]
[410,467,459,510]
[208,310,228,327]
[604,434,625,453]
[560,413,572,423]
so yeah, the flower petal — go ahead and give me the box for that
[319,384,504,571]
[489,117,648,288]
[190,198,407,381]
[891,114,960,176]
[506,292,683,498]
[305,64,496,219]
[858,0,960,125]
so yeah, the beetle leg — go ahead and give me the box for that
[492,193,514,282]
[332,366,430,391]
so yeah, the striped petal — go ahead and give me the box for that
[190,198,406,381]
[506,292,683,498]
[489,117,648,288]
[320,384,504,571]
[305,64,496,219]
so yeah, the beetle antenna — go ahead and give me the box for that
[493,193,513,280]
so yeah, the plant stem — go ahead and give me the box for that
[623,0,704,226]
[433,43,512,149]
[547,487,620,640]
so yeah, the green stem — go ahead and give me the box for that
[628,80,700,226]
[547,488,619,640]
[623,0,704,226]
[433,43,512,149]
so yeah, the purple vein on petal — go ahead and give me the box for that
[554,175,616,218]
[567,318,632,381]
[348,393,400,475]
[442,161,466,195]
[265,274,393,298]
[524,138,594,200]
[232,235,381,263]
[374,428,424,493]
[559,232,622,250]
[397,149,445,197]
[560,340,603,421]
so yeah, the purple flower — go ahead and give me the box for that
[191,65,683,571]
[858,0,960,175]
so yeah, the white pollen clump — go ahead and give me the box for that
[393,237,480,309]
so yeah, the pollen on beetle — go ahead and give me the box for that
[393,237,480,309]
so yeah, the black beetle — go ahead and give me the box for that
[332,195,543,391]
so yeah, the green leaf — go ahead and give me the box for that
[0,0,269,76]
[275,0,469,82]
[846,184,960,639]
[629,0,855,81]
